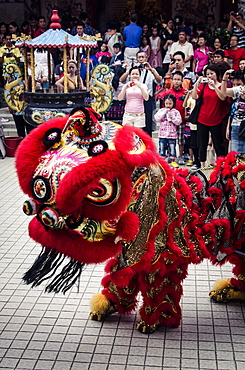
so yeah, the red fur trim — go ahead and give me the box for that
[114,126,158,168]
[160,313,181,328]
[104,267,136,287]
[231,210,245,248]
[104,258,118,274]
[209,156,225,184]
[102,289,138,314]
[15,117,67,196]
[208,186,223,209]
[232,163,245,177]
[29,217,122,264]
[211,219,232,255]
[230,277,245,292]
[139,283,183,326]
[222,152,237,177]
[115,211,140,241]
[228,253,245,280]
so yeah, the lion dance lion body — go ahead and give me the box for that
[15,107,245,333]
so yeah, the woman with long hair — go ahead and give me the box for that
[55,60,85,91]
[8,22,21,37]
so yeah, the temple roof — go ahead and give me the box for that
[15,28,98,48]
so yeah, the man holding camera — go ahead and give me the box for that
[228,12,245,49]
[119,51,162,136]
[0,34,21,67]
[163,51,196,90]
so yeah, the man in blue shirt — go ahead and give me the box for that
[123,13,142,67]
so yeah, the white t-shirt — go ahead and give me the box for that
[170,41,194,68]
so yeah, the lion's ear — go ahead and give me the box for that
[114,126,157,168]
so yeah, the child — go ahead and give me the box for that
[149,26,162,68]
[110,43,124,66]
[95,42,111,63]
[183,89,200,169]
[140,36,151,59]
[156,71,187,166]
[154,94,182,167]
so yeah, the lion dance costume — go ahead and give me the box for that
[15,107,245,334]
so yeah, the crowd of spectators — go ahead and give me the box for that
[0,10,245,167]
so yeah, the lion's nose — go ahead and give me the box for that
[23,199,38,215]
[40,207,59,227]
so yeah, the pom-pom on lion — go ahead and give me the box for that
[15,106,245,334]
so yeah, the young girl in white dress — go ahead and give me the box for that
[149,26,162,68]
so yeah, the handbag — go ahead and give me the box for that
[188,84,205,124]
[238,120,245,141]
[188,97,202,124]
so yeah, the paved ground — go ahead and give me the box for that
[0,156,245,370]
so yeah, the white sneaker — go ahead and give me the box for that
[0,117,9,123]
[178,156,185,165]
[190,164,200,171]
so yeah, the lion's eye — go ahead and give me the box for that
[88,140,108,157]
[31,176,51,202]
[85,179,121,206]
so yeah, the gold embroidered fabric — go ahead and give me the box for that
[123,165,165,266]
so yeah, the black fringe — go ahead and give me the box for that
[45,259,84,294]
[23,247,85,294]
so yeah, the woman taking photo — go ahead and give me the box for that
[118,66,149,128]
[192,64,227,167]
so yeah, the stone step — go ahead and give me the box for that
[1,107,18,135]
[3,128,18,137]
[0,106,17,136]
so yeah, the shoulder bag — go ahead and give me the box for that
[188,85,204,124]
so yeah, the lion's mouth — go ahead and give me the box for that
[23,199,118,242]
[65,214,118,242]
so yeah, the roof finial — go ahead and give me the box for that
[50,10,61,30]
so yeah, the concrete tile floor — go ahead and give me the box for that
[0,156,245,370]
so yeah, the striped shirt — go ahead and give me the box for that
[232,26,245,49]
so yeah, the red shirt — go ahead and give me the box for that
[33,28,45,38]
[224,47,245,70]
[197,84,229,126]
[160,87,187,123]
